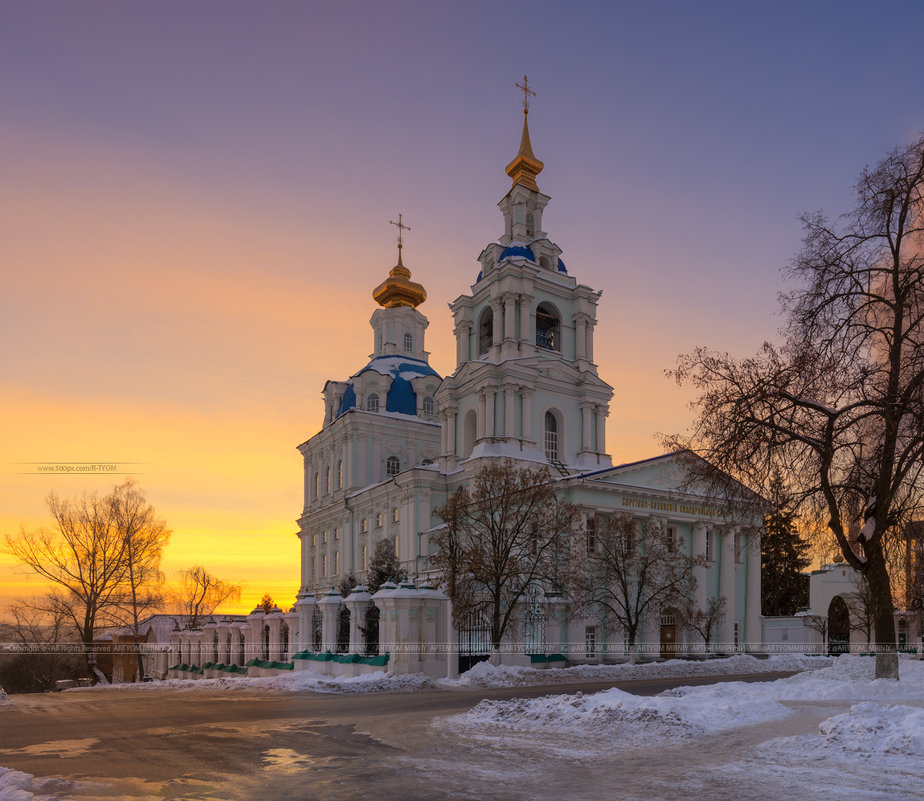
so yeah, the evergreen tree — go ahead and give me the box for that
[761,473,811,616]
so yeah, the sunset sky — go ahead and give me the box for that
[2,2,923,614]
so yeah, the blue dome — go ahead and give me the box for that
[499,244,535,263]
[557,258,567,274]
[475,270,483,283]
[337,356,442,418]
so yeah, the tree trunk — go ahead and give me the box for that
[866,556,899,679]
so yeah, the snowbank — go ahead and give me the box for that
[0,766,76,801]
[449,655,924,742]
[72,669,433,695]
[447,653,831,689]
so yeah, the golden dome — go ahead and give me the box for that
[372,245,427,309]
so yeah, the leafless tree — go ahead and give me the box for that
[171,566,241,629]
[680,596,727,655]
[5,480,170,675]
[0,603,82,693]
[432,460,579,660]
[845,572,876,647]
[667,134,924,679]
[566,514,701,663]
[801,613,829,652]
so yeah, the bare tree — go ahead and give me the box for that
[680,596,727,655]
[5,480,170,675]
[109,479,170,679]
[667,134,924,679]
[567,514,700,663]
[0,603,82,693]
[801,613,829,653]
[845,572,876,647]
[171,566,241,629]
[432,460,579,660]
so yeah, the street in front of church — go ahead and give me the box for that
[2,659,923,801]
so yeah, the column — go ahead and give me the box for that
[574,315,587,360]
[519,294,530,343]
[484,388,496,438]
[265,611,283,662]
[586,321,595,362]
[580,403,593,452]
[319,589,343,653]
[478,391,487,439]
[522,389,533,443]
[746,528,762,651]
[447,408,457,455]
[293,591,316,653]
[503,294,516,341]
[344,585,373,654]
[595,406,607,453]
[491,298,503,347]
[719,527,737,653]
[504,385,516,438]
[454,321,470,367]
[693,522,708,650]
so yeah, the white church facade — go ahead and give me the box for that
[167,96,763,680]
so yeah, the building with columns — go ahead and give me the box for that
[290,99,763,670]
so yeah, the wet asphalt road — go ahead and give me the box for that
[0,672,799,801]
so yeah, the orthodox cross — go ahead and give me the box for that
[389,213,411,247]
[515,75,536,113]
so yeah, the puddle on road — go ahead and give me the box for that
[0,737,100,758]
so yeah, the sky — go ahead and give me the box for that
[1,1,923,615]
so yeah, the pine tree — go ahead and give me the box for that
[762,473,811,616]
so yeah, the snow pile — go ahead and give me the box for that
[816,702,924,757]
[449,653,830,688]
[74,669,433,695]
[0,689,12,708]
[0,766,75,801]
[455,684,791,738]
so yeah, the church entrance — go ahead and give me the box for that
[660,610,677,659]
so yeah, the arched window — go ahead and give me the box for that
[536,303,560,351]
[544,411,559,461]
[478,307,494,355]
[423,396,435,416]
[386,455,400,477]
[325,466,331,494]
[337,460,343,488]
[526,212,535,238]
[367,393,379,412]
[403,332,413,352]
[462,408,477,457]
[313,472,319,499]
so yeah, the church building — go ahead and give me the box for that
[293,88,763,669]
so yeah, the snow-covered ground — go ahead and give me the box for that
[441,655,924,800]
[444,653,830,688]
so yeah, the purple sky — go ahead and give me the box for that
[2,1,922,609]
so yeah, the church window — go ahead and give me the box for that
[394,535,399,557]
[586,517,596,555]
[313,473,319,500]
[536,303,560,351]
[392,507,399,523]
[334,550,340,574]
[322,530,327,544]
[311,533,316,547]
[367,393,379,413]
[362,544,368,571]
[322,553,328,577]
[361,518,368,534]
[544,411,559,462]
[386,455,400,477]
[423,396,435,416]
[334,526,340,540]
[705,531,713,561]
[666,526,676,552]
[584,625,597,659]
[478,307,494,355]
[337,460,343,489]
[325,466,331,494]
[526,212,535,238]
[403,332,413,352]
[376,512,383,528]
